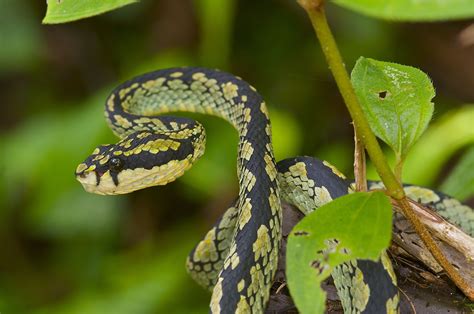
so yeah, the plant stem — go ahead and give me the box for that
[297,0,473,300]
[299,2,403,199]
[394,155,403,183]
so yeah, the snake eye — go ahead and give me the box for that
[109,157,123,171]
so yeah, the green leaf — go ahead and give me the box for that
[331,0,474,21]
[351,57,434,160]
[286,191,392,314]
[43,0,138,24]
[440,145,474,201]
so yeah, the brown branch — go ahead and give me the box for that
[353,125,367,192]
[392,199,474,262]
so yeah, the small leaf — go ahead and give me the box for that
[331,0,474,21]
[351,57,434,160]
[286,191,392,314]
[440,145,474,201]
[43,0,138,24]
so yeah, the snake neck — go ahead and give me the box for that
[106,68,257,132]
[105,67,278,192]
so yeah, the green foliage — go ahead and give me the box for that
[0,93,123,237]
[331,0,474,21]
[195,0,236,68]
[43,0,138,24]
[0,0,41,71]
[403,106,474,185]
[33,224,209,314]
[351,57,434,165]
[286,192,392,314]
[441,146,474,201]
[365,106,474,186]
[4,0,474,312]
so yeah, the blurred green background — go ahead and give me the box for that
[1,0,473,313]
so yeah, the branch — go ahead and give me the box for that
[353,126,367,192]
[391,200,474,294]
[297,0,474,300]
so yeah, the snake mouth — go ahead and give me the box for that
[75,158,194,195]
[76,170,105,192]
[76,169,102,184]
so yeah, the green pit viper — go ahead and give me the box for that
[75,67,474,313]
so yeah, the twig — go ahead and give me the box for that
[399,288,417,314]
[392,199,474,261]
[296,0,474,300]
[353,125,367,192]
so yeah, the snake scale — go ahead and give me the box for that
[75,67,474,313]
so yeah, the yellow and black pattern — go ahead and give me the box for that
[188,156,400,313]
[76,67,281,313]
[75,67,473,313]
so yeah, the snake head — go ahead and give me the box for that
[75,130,205,195]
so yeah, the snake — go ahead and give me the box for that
[75,67,474,313]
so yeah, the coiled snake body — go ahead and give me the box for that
[76,67,474,313]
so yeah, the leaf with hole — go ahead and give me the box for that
[286,191,392,314]
[351,57,434,162]
[43,0,138,24]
